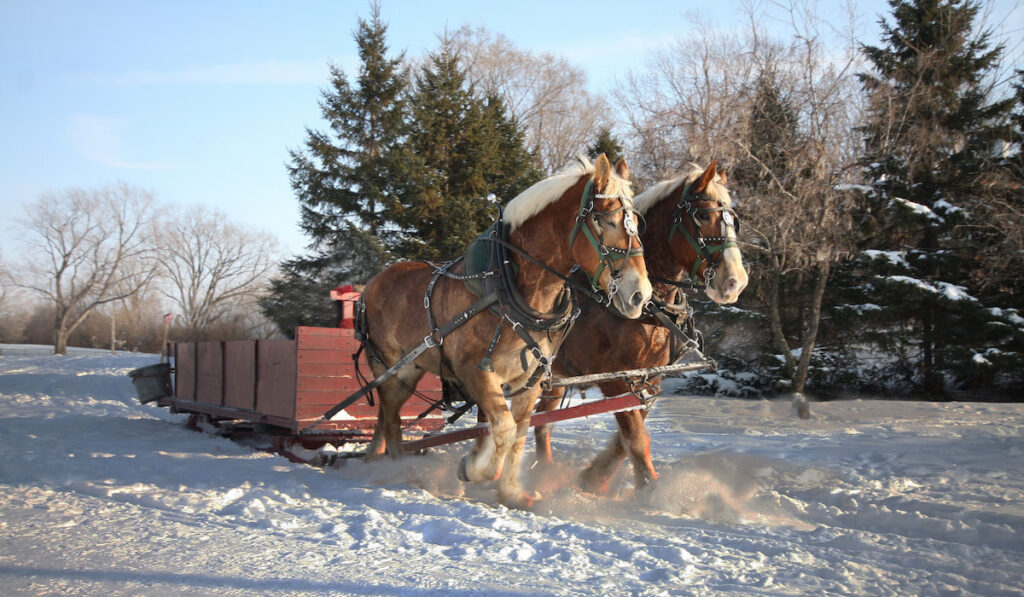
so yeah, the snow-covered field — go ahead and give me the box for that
[1,346,1022,596]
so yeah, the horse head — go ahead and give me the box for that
[569,154,652,319]
[665,161,748,304]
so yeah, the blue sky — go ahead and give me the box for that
[2,1,1021,258]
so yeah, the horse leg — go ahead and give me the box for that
[578,422,628,495]
[620,408,657,489]
[579,408,657,494]
[533,389,564,465]
[496,388,543,509]
[366,367,424,460]
[458,375,515,485]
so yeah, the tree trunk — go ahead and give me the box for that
[792,260,830,393]
[766,272,796,379]
[54,328,68,356]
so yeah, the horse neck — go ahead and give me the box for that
[505,182,583,314]
[641,189,693,300]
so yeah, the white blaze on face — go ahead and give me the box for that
[705,219,748,305]
[610,266,653,319]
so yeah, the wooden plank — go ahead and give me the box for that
[196,342,223,406]
[296,362,359,379]
[174,343,196,401]
[400,394,645,452]
[297,334,360,351]
[547,361,714,388]
[296,351,361,365]
[296,325,347,337]
[295,391,443,421]
[296,377,370,394]
[256,339,297,420]
[223,341,256,410]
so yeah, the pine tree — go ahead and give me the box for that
[259,223,387,336]
[267,2,412,335]
[856,0,1017,397]
[395,38,540,260]
[586,128,624,165]
[1010,70,1024,182]
[287,1,416,249]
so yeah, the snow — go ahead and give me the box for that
[989,307,1024,330]
[833,184,873,193]
[863,250,909,268]
[2,347,1024,596]
[890,197,942,222]
[933,198,963,217]
[885,275,978,302]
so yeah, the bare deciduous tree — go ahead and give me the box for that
[453,25,609,173]
[613,23,755,188]
[615,0,864,394]
[14,183,159,354]
[732,0,863,394]
[157,205,280,340]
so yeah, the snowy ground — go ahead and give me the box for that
[1,346,1022,596]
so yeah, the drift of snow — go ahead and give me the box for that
[2,346,1023,596]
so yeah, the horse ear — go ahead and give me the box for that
[694,160,718,193]
[719,169,727,187]
[594,153,611,189]
[614,157,630,181]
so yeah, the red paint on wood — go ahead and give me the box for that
[196,342,223,406]
[223,341,256,410]
[401,394,645,452]
[257,339,296,420]
[174,343,196,401]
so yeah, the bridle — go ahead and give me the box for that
[568,178,645,295]
[668,182,740,287]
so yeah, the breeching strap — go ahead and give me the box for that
[310,290,500,427]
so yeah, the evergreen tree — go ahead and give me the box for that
[395,38,540,260]
[267,2,412,335]
[856,0,1017,397]
[287,1,416,249]
[260,223,387,336]
[586,128,624,165]
[1010,70,1024,181]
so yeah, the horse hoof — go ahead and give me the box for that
[457,456,470,482]
[502,490,541,510]
[578,469,612,496]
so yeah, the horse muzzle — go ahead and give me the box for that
[609,269,653,319]
[705,247,748,304]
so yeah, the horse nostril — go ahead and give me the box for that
[630,290,644,308]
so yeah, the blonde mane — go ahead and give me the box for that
[633,164,731,214]
[503,156,634,231]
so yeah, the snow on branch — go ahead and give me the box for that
[885,275,977,302]
[863,250,909,268]
[889,197,942,222]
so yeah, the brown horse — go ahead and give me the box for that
[361,154,652,508]
[533,161,747,495]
